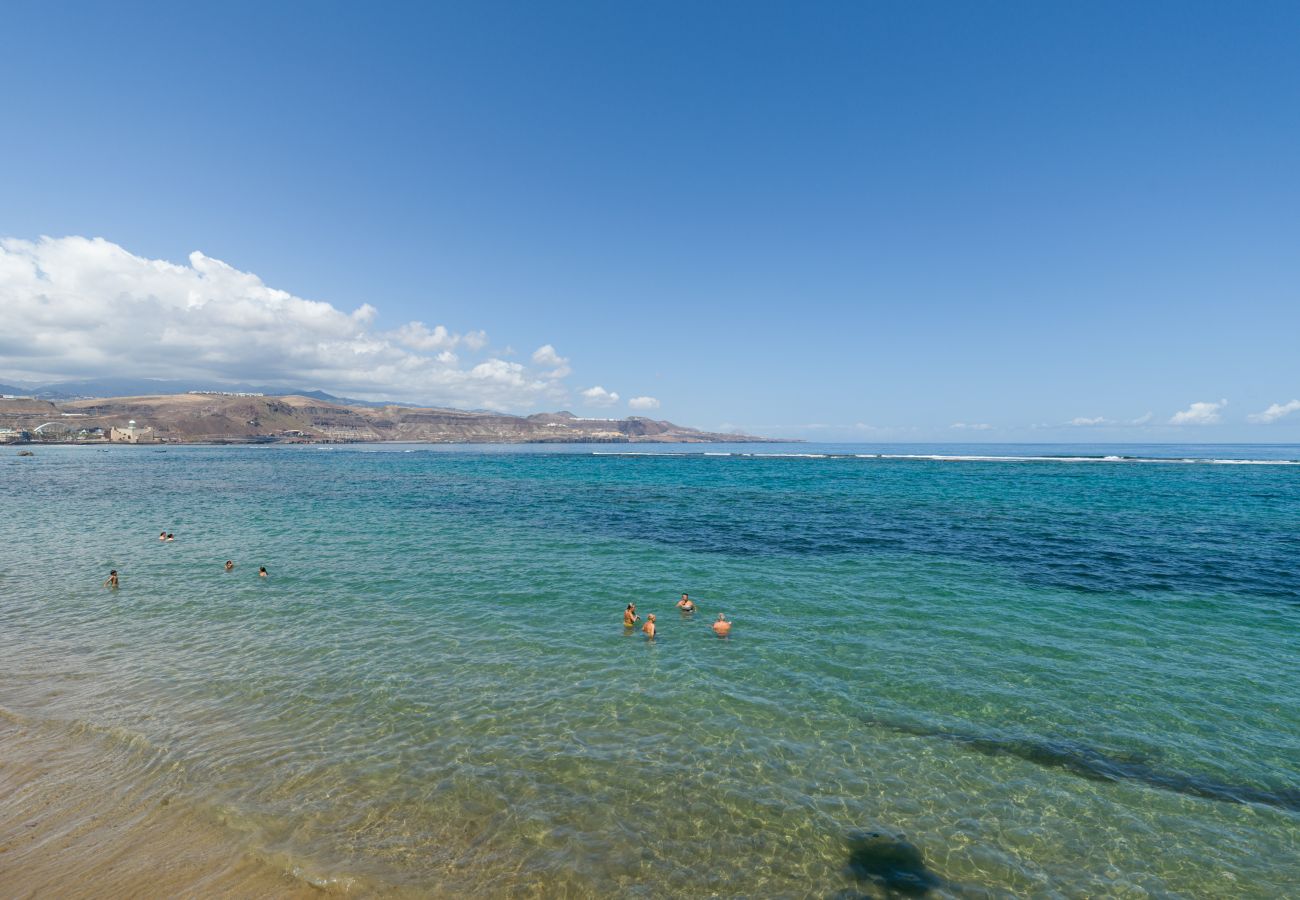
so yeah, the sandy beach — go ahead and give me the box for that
[0,711,318,899]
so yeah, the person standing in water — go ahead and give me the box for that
[624,603,640,627]
[642,613,656,640]
[224,560,234,572]
[258,566,268,578]
[103,569,119,589]
[712,614,731,637]
[676,593,696,612]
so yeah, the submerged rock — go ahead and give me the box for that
[845,830,942,896]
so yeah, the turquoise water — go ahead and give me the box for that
[1,443,1297,896]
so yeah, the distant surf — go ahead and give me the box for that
[591,450,1300,465]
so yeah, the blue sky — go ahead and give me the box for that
[2,1,1298,440]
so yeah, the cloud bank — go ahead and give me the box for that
[1169,399,1227,426]
[580,385,620,407]
[1248,399,1300,424]
[0,236,581,411]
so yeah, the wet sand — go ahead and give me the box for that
[0,713,319,899]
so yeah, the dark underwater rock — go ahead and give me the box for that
[845,830,942,896]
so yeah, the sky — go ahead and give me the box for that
[2,1,1298,441]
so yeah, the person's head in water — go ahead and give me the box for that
[225,560,234,571]
[258,566,268,577]
[166,533,175,541]
[159,531,166,540]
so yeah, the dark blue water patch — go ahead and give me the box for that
[384,455,1300,603]
[864,715,1300,814]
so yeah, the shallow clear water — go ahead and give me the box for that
[1,443,1297,896]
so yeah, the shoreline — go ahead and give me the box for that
[0,709,332,898]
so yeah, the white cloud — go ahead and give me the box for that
[950,422,992,431]
[391,322,461,351]
[581,385,620,407]
[531,344,571,378]
[0,235,572,411]
[1247,399,1300,424]
[1131,412,1153,425]
[1068,416,1111,427]
[628,396,660,411]
[1169,399,1227,426]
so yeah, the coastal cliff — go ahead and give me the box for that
[0,393,772,444]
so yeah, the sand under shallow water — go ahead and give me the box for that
[0,712,334,898]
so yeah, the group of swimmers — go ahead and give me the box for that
[624,593,732,640]
[103,532,268,588]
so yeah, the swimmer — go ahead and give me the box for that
[224,560,234,572]
[103,569,119,589]
[165,533,175,542]
[624,603,640,627]
[676,593,696,612]
[712,613,731,637]
[258,566,268,578]
[642,613,656,639]
[159,531,167,541]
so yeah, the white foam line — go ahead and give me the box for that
[857,454,1298,465]
[588,450,1300,465]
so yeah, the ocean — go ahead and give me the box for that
[1,443,1297,897]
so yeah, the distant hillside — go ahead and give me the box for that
[6,377,407,408]
[0,393,775,444]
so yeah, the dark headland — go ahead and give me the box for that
[0,393,779,444]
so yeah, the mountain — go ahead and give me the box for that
[8,378,422,408]
[0,393,776,444]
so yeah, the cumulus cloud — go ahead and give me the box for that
[1169,399,1227,426]
[0,235,571,411]
[950,422,992,431]
[628,396,660,411]
[1247,399,1300,424]
[581,385,620,407]
[1057,412,1153,428]
[531,344,571,378]
[390,322,461,351]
